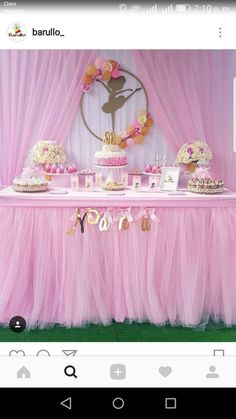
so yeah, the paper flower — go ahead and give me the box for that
[138,113,147,126]
[81,57,120,93]
[102,61,113,72]
[118,112,153,148]
[96,68,103,79]
[81,83,91,93]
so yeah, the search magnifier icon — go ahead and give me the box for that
[64,365,77,378]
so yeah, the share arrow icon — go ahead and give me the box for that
[62,350,77,356]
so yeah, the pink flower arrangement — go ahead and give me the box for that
[117,112,154,148]
[31,141,66,164]
[176,141,212,164]
[81,57,121,92]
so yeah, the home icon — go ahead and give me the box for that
[17,366,30,379]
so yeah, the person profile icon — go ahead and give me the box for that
[9,316,26,333]
[206,365,219,379]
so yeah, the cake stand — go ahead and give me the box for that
[95,165,128,181]
[43,172,79,188]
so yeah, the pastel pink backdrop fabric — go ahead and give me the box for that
[1,50,236,189]
[134,50,236,191]
[0,50,95,186]
[0,205,236,327]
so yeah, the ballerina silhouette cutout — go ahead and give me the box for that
[98,76,142,132]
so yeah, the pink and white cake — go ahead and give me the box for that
[94,144,127,167]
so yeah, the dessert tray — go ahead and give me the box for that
[187,178,224,195]
[102,180,125,191]
[13,183,48,193]
[187,186,224,194]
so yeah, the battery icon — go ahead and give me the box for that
[175,4,191,12]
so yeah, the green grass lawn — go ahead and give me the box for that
[1,321,236,342]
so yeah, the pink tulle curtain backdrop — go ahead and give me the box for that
[1,50,236,189]
[0,50,95,185]
[134,50,236,191]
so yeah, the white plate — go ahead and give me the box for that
[49,189,68,194]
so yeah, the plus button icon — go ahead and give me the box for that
[110,364,126,380]
[114,368,123,377]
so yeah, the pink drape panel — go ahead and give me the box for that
[134,50,236,191]
[0,50,95,185]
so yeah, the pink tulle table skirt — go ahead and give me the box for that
[0,202,236,328]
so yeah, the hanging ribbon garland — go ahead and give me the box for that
[99,210,113,232]
[113,208,133,231]
[67,208,88,235]
[86,208,100,224]
[67,208,160,235]
[141,217,151,232]
[135,208,160,232]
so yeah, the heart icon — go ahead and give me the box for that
[9,350,25,356]
[158,366,172,378]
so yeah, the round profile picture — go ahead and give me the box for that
[7,23,27,42]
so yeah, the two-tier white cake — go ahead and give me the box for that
[94,143,127,167]
[94,131,127,167]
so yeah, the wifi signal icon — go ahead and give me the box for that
[146,4,158,14]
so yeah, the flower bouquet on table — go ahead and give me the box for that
[176,140,212,174]
[31,140,66,166]
[26,141,78,188]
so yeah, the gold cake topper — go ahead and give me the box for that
[103,131,121,145]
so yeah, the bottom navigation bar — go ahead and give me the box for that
[0,356,236,387]
[0,387,234,416]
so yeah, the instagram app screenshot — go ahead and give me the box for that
[0,0,236,415]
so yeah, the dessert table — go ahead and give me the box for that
[0,186,236,329]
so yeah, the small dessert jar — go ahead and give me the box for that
[85,175,94,191]
[148,176,160,192]
[95,172,103,187]
[132,175,141,192]
[121,171,128,187]
[71,174,79,191]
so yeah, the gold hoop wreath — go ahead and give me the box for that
[80,58,154,149]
